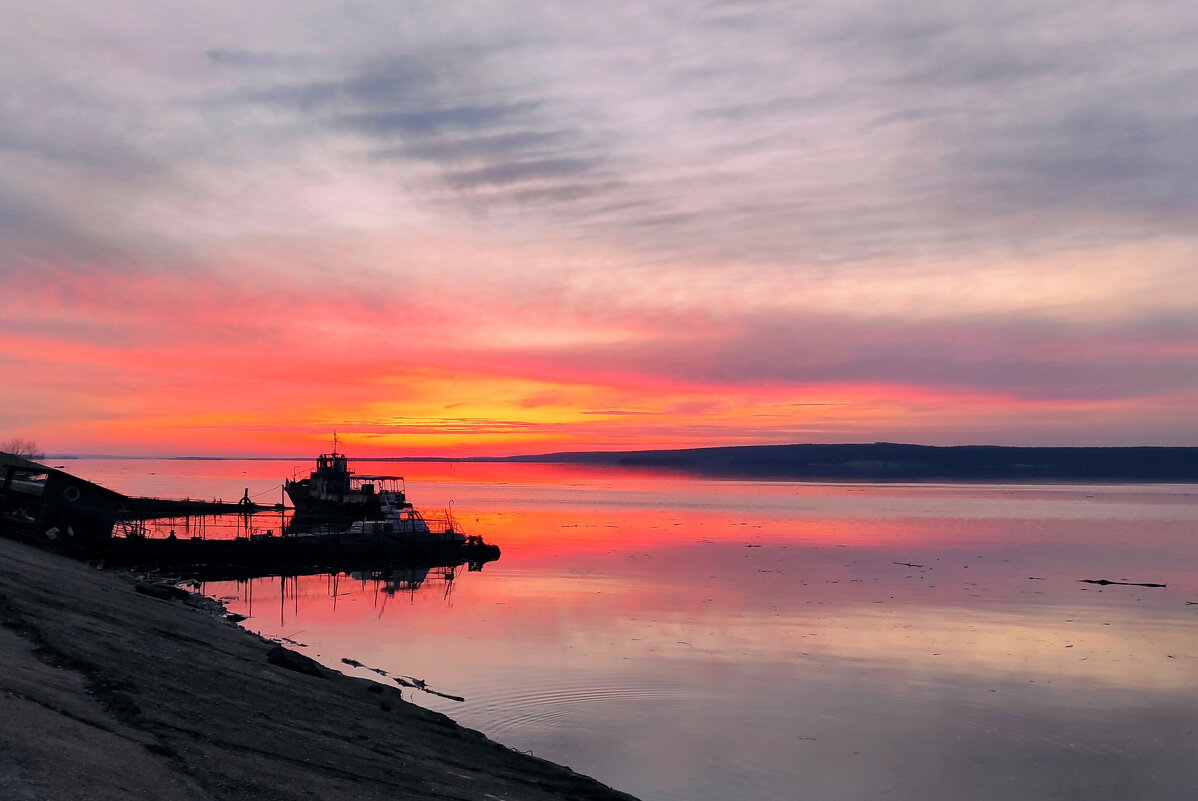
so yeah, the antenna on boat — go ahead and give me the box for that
[332,431,340,454]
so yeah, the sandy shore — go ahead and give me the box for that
[0,536,640,800]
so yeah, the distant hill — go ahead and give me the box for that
[496,443,1198,481]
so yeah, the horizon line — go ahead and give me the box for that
[42,441,1198,462]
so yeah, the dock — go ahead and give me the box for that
[1,454,499,576]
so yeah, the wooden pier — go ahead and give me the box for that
[2,454,500,577]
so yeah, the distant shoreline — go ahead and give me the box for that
[47,443,1198,482]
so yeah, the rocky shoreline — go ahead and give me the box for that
[0,536,639,801]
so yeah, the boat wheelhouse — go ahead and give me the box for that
[284,449,410,519]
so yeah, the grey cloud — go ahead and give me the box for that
[443,157,602,188]
[236,58,440,112]
[0,99,163,177]
[506,181,627,205]
[960,101,1198,222]
[842,3,1198,238]
[220,46,618,210]
[474,312,1198,403]
[0,192,97,271]
[205,49,305,69]
[338,101,544,138]
[621,0,1198,262]
[900,53,1059,88]
[9,0,1198,275]
[693,93,837,120]
[629,212,701,229]
[377,130,567,163]
[859,106,953,133]
[864,9,1067,92]
[698,315,1198,401]
[0,151,163,272]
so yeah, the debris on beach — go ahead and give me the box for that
[396,675,465,702]
[1078,579,1166,588]
[339,658,391,678]
[266,645,326,677]
[134,581,191,601]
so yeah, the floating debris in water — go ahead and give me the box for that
[395,675,464,702]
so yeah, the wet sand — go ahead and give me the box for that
[0,536,639,801]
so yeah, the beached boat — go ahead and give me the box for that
[284,445,409,519]
[2,454,124,545]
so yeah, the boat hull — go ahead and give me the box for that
[94,535,500,574]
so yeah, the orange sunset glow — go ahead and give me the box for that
[3,4,1197,456]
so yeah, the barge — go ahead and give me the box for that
[95,530,500,573]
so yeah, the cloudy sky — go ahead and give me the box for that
[2,0,1196,456]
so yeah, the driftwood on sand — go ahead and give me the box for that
[1079,579,1166,588]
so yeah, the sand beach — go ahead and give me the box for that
[0,536,638,801]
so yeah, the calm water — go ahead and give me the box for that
[70,458,1198,801]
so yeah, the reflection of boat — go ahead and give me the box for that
[351,564,460,595]
[284,444,409,519]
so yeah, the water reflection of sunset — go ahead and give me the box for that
[67,460,1198,801]
[219,553,1197,698]
[210,479,1198,696]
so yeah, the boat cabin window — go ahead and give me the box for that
[317,454,349,472]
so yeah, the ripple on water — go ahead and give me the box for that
[413,658,1195,801]
[461,670,721,739]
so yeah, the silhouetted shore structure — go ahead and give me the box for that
[99,532,500,578]
[0,452,499,574]
[2,451,278,544]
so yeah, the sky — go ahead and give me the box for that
[2,0,1196,457]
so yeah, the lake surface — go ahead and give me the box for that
[69,458,1198,801]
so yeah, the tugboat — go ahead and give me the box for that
[284,437,409,519]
